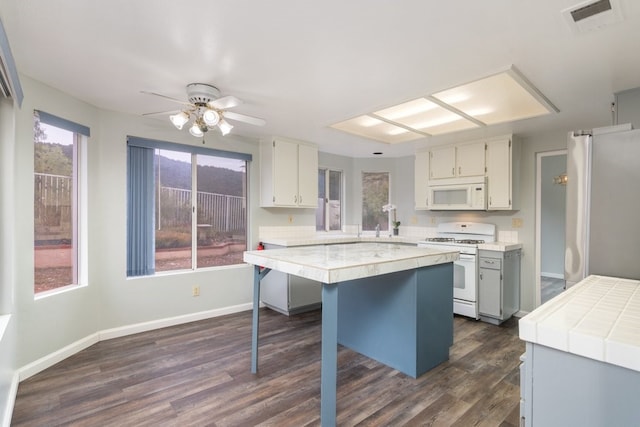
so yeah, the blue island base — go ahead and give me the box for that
[336,263,454,378]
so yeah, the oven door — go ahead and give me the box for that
[453,253,477,302]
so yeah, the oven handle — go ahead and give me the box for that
[458,254,477,261]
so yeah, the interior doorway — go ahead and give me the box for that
[535,150,567,307]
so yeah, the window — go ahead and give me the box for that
[316,168,342,231]
[127,137,250,276]
[33,111,89,294]
[362,172,389,231]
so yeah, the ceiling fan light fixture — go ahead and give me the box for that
[218,119,233,136]
[169,111,190,130]
[189,122,205,137]
[202,108,220,126]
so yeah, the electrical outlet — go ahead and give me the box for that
[430,216,437,225]
[410,216,417,225]
[512,218,523,228]
[288,215,293,223]
[192,286,200,297]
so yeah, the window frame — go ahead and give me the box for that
[361,171,390,232]
[127,136,251,277]
[33,110,89,297]
[316,167,344,232]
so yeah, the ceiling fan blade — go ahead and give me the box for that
[142,109,181,117]
[141,90,191,105]
[208,95,242,110]
[223,111,266,127]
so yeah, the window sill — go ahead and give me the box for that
[34,283,87,300]
[0,314,10,343]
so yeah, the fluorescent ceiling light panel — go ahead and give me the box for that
[329,66,556,143]
[432,68,557,125]
[330,115,424,144]
[376,98,479,135]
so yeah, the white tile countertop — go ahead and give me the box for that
[244,242,459,284]
[519,275,640,372]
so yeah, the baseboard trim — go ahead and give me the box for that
[99,302,253,341]
[515,310,530,318]
[17,302,253,382]
[1,372,19,427]
[18,333,100,381]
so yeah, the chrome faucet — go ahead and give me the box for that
[375,224,380,237]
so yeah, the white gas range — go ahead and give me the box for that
[417,222,496,319]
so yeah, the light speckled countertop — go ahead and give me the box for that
[478,242,522,251]
[520,275,640,372]
[244,242,459,284]
[259,234,421,247]
[259,234,521,252]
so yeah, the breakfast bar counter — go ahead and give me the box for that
[519,275,640,426]
[244,243,458,426]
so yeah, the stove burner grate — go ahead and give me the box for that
[425,237,456,242]
[455,239,485,244]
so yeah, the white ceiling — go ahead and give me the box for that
[2,0,640,157]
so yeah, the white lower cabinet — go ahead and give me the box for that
[260,243,321,315]
[520,342,640,426]
[478,249,520,324]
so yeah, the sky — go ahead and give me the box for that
[40,123,245,172]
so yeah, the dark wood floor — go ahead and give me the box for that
[541,276,565,304]
[12,308,524,426]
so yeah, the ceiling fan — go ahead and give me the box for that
[142,83,265,137]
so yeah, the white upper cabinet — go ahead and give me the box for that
[260,137,318,208]
[486,136,520,210]
[456,141,486,177]
[429,146,456,179]
[296,143,318,208]
[416,134,519,211]
[429,141,485,180]
[414,150,430,210]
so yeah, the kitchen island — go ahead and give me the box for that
[519,275,640,426]
[244,242,458,427]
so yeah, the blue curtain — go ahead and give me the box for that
[127,146,155,276]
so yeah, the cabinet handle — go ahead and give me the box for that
[294,195,298,203]
[452,167,455,175]
[458,166,461,175]
[480,272,483,279]
[299,195,302,204]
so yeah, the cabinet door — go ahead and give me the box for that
[272,139,299,206]
[297,144,318,207]
[479,266,502,318]
[486,138,512,209]
[456,141,485,177]
[414,151,430,209]
[430,146,456,179]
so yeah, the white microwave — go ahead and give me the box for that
[428,180,487,210]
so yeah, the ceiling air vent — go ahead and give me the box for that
[570,0,612,22]
[562,0,624,33]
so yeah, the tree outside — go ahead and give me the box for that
[362,172,389,231]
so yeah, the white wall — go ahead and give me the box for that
[541,155,567,277]
[1,74,572,424]
[0,94,18,424]
[7,76,258,376]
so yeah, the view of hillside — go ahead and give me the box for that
[157,155,245,196]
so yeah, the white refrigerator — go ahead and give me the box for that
[565,124,640,287]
